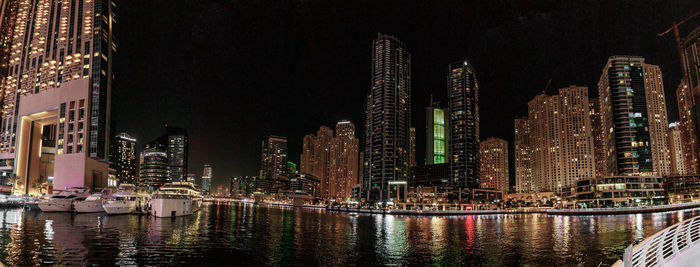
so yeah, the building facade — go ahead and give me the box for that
[679,25,700,175]
[479,137,509,193]
[111,133,137,185]
[526,86,596,192]
[328,121,359,201]
[598,56,653,176]
[300,126,332,199]
[669,122,686,175]
[0,0,116,194]
[139,151,168,190]
[589,97,607,178]
[409,127,416,167]
[643,63,671,176]
[426,97,446,165]
[201,164,212,193]
[447,59,480,188]
[514,118,532,193]
[363,33,411,202]
[260,135,288,181]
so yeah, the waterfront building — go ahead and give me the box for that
[589,98,607,178]
[448,59,480,188]
[664,174,700,203]
[411,163,449,186]
[514,118,533,193]
[669,122,687,175]
[479,137,509,193]
[300,127,332,199]
[289,173,320,197]
[0,0,116,195]
[111,133,137,185]
[260,135,288,182]
[679,25,700,175]
[526,86,596,192]
[363,33,411,202]
[599,56,656,176]
[426,96,447,165]
[643,63,671,176]
[139,150,169,190]
[145,126,188,182]
[574,176,666,208]
[328,121,359,201]
[202,164,212,193]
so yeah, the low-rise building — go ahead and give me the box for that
[574,176,666,208]
[664,174,700,203]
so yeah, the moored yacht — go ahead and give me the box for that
[38,187,91,212]
[74,189,113,213]
[103,184,148,215]
[150,182,202,218]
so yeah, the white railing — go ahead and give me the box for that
[615,214,700,267]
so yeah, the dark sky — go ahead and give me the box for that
[114,0,700,188]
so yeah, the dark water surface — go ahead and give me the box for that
[0,203,698,266]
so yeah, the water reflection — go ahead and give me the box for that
[0,205,698,265]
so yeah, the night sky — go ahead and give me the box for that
[114,0,700,188]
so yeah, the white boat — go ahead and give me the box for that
[103,184,148,215]
[150,182,202,218]
[74,193,108,213]
[38,187,90,212]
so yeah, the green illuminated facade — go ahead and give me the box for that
[426,98,447,165]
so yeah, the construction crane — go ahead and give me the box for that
[658,9,700,76]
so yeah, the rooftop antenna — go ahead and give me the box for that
[542,79,551,95]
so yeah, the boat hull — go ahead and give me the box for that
[74,201,104,213]
[151,198,194,218]
[103,201,137,215]
[38,200,72,212]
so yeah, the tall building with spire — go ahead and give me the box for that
[447,59,479,188]
[479,137,509,193]
[0,0,116,195]
[426,96,446,165]
[363,33,411,202]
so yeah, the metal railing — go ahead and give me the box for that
[615,214,700,267]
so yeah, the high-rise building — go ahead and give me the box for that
[139,150,169,190]
[363,33,411,202]
[111,133,137,185]
[145,126,188,182]
[598,56,653,176]
[328,121,359,200]
[479,137,509,193]
[260,135,288,180]
[300,126,332,199]
[409,127,416,167]
[643,63,671,176]
[669,122,686,175]
[513,118,532,193]
[202,164,212,193]
[527,86,596,192]
[0,0,116,195]
[679,25,700,175]
[589,98,606,178]
[447,59,479,188]
[426,96,447,165]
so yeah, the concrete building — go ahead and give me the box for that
[300,126,332,199]
[479,137,509,193]
[669,122,686,175]
[363,33,411,202]
[426,96,447,165]
[598,56,653,176]
[0,0,116,195]
[514,118,532,193]
[111,133,137,185]
[526,86,596,192]
[201,164,212,193]
[643,63,671,176]
[328,121,359,201]
[447,59,480,188]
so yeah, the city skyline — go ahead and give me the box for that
[112,1,699,189]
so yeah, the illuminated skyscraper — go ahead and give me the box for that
[479,137,509,193]
[363,33,411,202]
[202,164,212,193]
[527,86,595,192]
[669,122,686,175]
[643,63,671,176]
[426,97,446,165]
[300,126,332,199]
[260,135,288,180]
[598,56,654,176]
[139,150,168,191]
[111,133,137,185]
[145,126,188,182]
[589,98,606,178]
[0,0,116,195]
[447,59,479,188]
[409,127,416,167]
[679,25,700,174]
[513,118,532,193]
[329,121,359,200]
